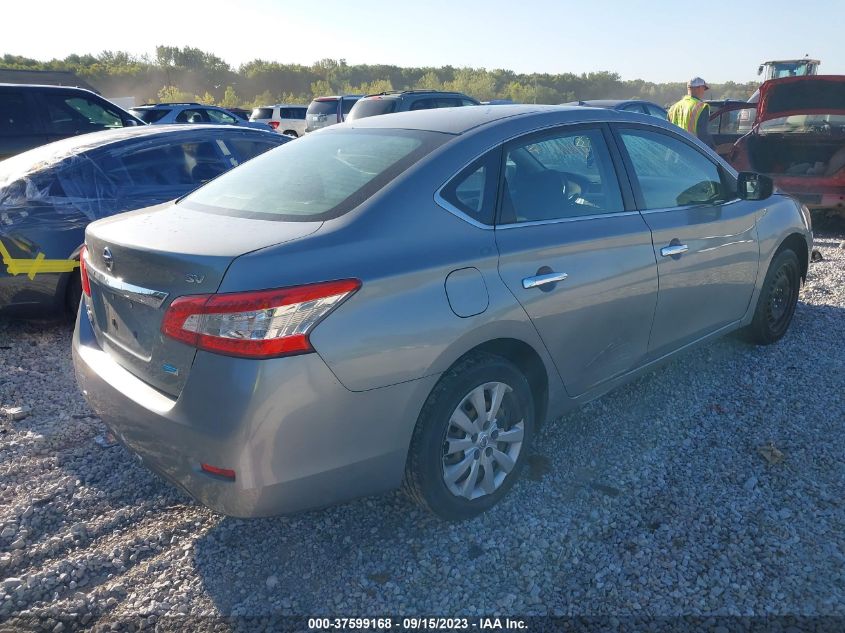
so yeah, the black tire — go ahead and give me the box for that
[404,352,535,520]
[743,248,800,345]
[283,130,298,137]
[65,272,82,320]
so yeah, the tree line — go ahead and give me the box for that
[1,46,759,108]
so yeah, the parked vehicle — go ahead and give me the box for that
[1,125,288,317]
[758,58,820,82]
[304,95,362,133]
[130,103,271,131]
[711,76,845,210]
[562,99,667,119]
[0,84,144,161]
[73,105,811,520]
[227,108,252,121]
[346,90,479,122]
[249,104,308,136]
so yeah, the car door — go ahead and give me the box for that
[0,88,47,159]
[494,124,659,397]
[38,90,127,141]
[612,125,760,358]
[708,103,757,158]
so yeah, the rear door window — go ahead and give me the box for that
[133,108,170,123]
[501,127,624,223]
[0,92,36,134]
[175,108,209,123]
[410,98,436,111]
[204,109,238,124]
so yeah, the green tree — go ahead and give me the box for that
[158,85,194,103]
[219,85,240,108]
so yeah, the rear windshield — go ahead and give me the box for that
[307,100,339,116]
[347,99,398,121]
[180,129,449,221]
[131,108,169,123]
[759,113,845,134]
[251,107,274,119]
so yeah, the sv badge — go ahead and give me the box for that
[185,273,205,284]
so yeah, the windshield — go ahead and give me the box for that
[251,108,273,120]
[180,129,449,221]
[759,113,845,134]
[307,100,339,116]
[347,99,398,121]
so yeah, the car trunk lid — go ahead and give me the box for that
[756,75,845,123]
[84,202,322,396]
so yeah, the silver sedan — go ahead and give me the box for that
[73,105,812,520]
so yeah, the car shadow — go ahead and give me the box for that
[189,288,845,616]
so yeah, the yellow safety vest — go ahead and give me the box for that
[667,95,709,135]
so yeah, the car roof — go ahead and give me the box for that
[12,125,276,158]
[0,83,98,93]
[362,90,471,99]
[343,104,660,135]
[313,95,364,101]
[569,99,662,108]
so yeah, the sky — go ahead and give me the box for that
[4,0,844,84]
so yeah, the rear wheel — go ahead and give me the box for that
[404,353,535,520]
[283,130,298,137]
[744,249,800,345]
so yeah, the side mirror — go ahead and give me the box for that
[737,172,774,201]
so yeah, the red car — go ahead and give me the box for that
[710,76,845,211]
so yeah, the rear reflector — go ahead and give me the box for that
[80,245,91,297]
[268,120,280,129]
[201,463,236,479]
[161,279,361,359]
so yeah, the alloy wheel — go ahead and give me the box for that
[441,381,525,500]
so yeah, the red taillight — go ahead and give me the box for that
[201,464,236,479]
[161,279,361,359]
[268,121,280,130]
[79,245,91,297]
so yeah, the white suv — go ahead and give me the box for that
[249,104,308,137]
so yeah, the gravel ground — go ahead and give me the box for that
[1,223,844,630]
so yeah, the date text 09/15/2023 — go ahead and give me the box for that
[307,617,528,630]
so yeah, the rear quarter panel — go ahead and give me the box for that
[218,129,566,412]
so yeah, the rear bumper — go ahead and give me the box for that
[772,178,845,209]
[72,309,438,517]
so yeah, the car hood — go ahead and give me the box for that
[757,75,845,123]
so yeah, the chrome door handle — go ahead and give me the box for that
[522,272,568,289]
[661,244,689,257]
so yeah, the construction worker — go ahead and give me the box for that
[668,77,714,148]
